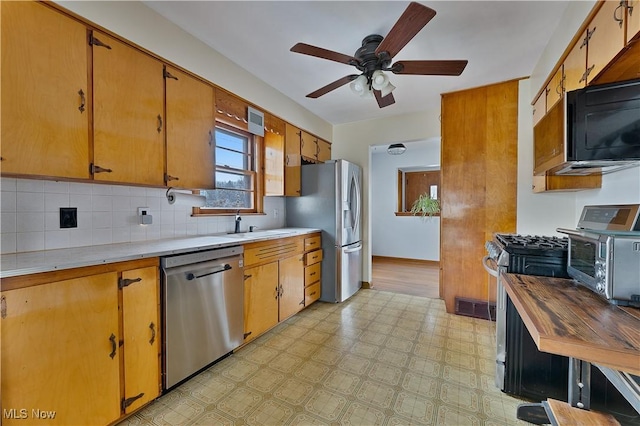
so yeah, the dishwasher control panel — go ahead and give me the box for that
[161,245,244,269]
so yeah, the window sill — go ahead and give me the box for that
[394,212,440,217]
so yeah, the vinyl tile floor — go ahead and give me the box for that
[119,290,529,426]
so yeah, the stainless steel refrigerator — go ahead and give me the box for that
[286,159,362,302]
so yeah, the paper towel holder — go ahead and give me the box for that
[165,187,207,207]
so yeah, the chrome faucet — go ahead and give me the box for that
[234,210,241,233]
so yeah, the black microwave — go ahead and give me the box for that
[561,78,640,174]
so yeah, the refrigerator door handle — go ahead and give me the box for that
[344,243,362,253]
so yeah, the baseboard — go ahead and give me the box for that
[372,256,439,267]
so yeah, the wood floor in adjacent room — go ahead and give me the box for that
[371,256,440,299]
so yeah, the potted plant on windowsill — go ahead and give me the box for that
[410,192,440,219]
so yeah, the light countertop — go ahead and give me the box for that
[0,228,320,279]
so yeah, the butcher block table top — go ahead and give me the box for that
[501,273,640,376]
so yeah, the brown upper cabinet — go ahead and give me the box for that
[92,31,165,186]
[1,1,90,179]
[284,123,302,196]
[264,114,286,196]
[317,139,332,162]
[164,66,216,189]
[300,130,317,161]
[563,29,588,92]
[585,0,627,85]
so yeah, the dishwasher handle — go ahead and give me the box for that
[186,264,232,281]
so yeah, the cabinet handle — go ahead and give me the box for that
[163,69,179,80]
[91,163,113,174]
[310,271,317,276]
[122,393,144,411]
[78,89,86,113]
[109,333,117,359]
[285,155,290,166]
[274,286,278,299]
[118,277,142,289]
[90,35,112,50]
[1,295,6,319]
[309,291,317,296]
[157,115,163,133]
[149,322,156,345]
[614,2,624,27]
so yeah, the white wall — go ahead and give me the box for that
[370,140,441,261]
[333,110,442,283]
[0,178,285,254]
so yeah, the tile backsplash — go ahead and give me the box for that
[0,178,286,254]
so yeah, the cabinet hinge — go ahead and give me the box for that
[243,331,252,339]
[90,163,113,175]
[89,34,112,50]
[122,393,144,411]
[1,295,6,319]
[164,173,179,183]
[244,274,252,281]
[299,298,305,306]
[118,277,142,289]
[163,68,179,81]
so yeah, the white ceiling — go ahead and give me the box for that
[143,1,570,125]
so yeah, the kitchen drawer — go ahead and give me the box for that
[304,235,321,251]
[304,249,323,266]
[305,281,321,305]
[244,237,304,267]
[304,263,321,287]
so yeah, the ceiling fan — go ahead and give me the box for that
[290,2,468,108]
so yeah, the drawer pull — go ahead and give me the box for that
[310,272,317,276]
[309,291,317,296]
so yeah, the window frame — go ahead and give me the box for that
[192,121,264,216]
[395,168,441,217]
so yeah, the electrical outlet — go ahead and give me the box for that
[138,207,152,225]
[60,207,78,228]
[138,207,150,216]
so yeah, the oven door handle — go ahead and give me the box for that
[186,264,232,280]
[482,256,499,277]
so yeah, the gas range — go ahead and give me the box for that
[490,233,570,278]
[495,234,568,256]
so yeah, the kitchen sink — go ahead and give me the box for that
[225,230,293,238]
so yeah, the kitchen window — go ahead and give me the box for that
[194,123,260,214]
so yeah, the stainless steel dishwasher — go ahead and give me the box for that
[161,245,244,389]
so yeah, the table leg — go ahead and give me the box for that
[568,357,591,409]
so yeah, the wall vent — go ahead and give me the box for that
[454,297,496,321]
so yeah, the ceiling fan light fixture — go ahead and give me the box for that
[350,75,368,95]
[371,70,389,90]
[387,143,406,155]
[380,82,396,98]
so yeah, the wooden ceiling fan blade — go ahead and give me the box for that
[291,43,359,65]
[306,75,359,98]
[375,2,436,59]
[392,60,468,76]
[374,90,395,108]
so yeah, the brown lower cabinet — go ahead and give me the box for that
[243,233,321,343]
[0,258,160,425]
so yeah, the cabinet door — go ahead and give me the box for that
[284,123,302,196]
[300,130,318,161]
[532,93,546,127]
[278,254,305,320]
[1,1,90,179]
[586,0,626,84]
[264,131,285,196]
[628,0,640,43]
[317,139,332,162]
[563,30,587,92]
[243,263,279,343]
[1,273,121,425]
[121,266,160,414]
[165,66,215,189]
[92,31,165,185]
[546,67,564,112]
